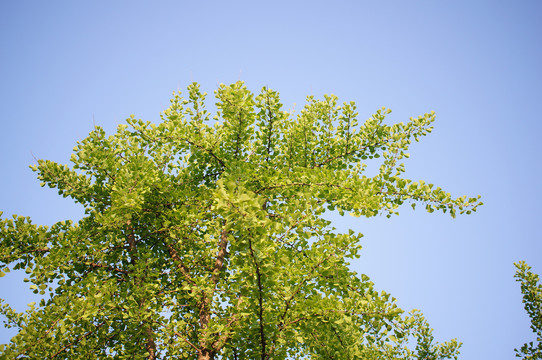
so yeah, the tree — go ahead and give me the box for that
[0,82,481,359]
[515,261,542,359]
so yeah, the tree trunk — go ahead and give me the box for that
[197,226,229,360]
[198,349,215,360]
[146,327,157,360]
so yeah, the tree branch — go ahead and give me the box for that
[247,231,266,360]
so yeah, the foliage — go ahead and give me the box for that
[0,82,481,359]
[515,261,542,359]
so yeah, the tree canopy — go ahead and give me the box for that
[0,82,482,359]
[515,261,542,359]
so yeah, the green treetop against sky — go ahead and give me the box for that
[1,82,481,359]
[0,2,540,359]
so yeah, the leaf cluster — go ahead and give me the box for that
[515,261,542,359]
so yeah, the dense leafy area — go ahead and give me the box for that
[0,82,481,359]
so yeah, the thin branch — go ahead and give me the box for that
[211,295,245,352]
[254,182,352,194]
[310,331,336,360]
[50,322,106,359]
[165,242,195,285]
[247,230,266,360]
[157,321,200,352]
[84,261,131,275]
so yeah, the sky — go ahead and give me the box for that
[0,1,541,358]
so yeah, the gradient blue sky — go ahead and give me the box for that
[1,1,541,359]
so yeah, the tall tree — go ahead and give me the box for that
[514,261,542,359]
[0,82,481,359]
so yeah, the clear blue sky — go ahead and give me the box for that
[1,1,541,358]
